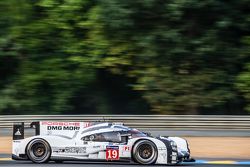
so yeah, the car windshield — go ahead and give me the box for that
[129,129,147,138]
[82,131,122,143]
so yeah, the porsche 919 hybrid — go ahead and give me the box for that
[12,121,194,165]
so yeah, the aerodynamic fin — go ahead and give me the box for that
[13,122,24,140]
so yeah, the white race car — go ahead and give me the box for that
[12,121,194,165]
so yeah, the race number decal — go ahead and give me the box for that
[106,146,119,160]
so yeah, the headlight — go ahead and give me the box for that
[170,141,177,151]
[170,141,177,147]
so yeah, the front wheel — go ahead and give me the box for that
[132,140,158,165]
[26,139,51,163]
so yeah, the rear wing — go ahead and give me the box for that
[13,122,40,140]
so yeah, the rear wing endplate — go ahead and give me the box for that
[13,122,40,140]
[13,122,24,140]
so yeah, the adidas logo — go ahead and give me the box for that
[15,129,22,136]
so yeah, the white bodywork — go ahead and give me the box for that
[12,121,191,165]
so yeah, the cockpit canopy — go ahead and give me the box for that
[81,128,148,143]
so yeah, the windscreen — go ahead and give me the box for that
[129,129,147,138]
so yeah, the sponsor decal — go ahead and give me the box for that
[14,129,22,136]
[93,145,101,149]
[106,146,119,160]
[41,122,91,131]
[47,126,80,130]
[54,147,86,154]
[41,121,80,127]
[13,123,24,140]
[83,122,91,128]
[158,147,167,151]
[13,140,21,143]
[124,146,130,151]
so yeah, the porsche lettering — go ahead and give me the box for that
[42,121,80,127]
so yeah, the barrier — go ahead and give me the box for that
[0,115,250,130]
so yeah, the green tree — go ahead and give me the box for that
[0,0,98,114]
[236,37,250,113]
[97,0,250,114]
[0,0,249,115]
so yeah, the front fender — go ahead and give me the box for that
[168,137,189,152]
[128,137,169,164]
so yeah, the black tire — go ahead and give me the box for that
[26,138,51,163]
[132,140,158,165]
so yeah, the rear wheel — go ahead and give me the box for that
[26,139,51,163]
[132,140,158,164]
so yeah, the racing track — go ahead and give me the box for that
[1,154,250,167]
[1,129,250,166]
[0,160,250,167]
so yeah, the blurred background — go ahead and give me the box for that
[0,0,250,115]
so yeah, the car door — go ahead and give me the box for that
[75,131,123,160]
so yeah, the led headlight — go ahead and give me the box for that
[170,141,177,151]
[170,141,177,146]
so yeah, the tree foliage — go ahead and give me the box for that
[0,0,249,114]
[97,0,250,114]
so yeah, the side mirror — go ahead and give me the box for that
[142,132,152,137]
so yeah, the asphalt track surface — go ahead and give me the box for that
[1,154,250,167]
[0,160,250,167]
